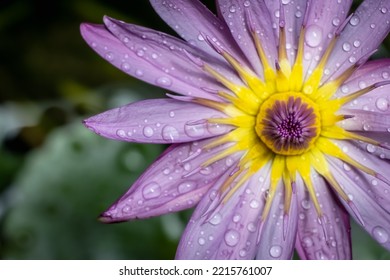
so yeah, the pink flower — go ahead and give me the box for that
[80,0,390,259]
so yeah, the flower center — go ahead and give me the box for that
[255,92,321,156]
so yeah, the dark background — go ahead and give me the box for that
[0,0,389,259]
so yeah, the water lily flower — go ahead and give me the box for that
[80,0,390,259]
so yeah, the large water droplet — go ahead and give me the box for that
[224,229,240,247]
[366,144,377,153]
[342,42,351,52]
[376,98,389,111]
[178,181,197,194]
[142,182,162,199]
[350,15,360,26]
[156,76,172,87]
[143,126,154,138]
[229,5,236,13]
[269,245,283,258]
[305,25,323,48]
[372,226,389,243]
[162,125,179,142]
[332,18,340,27]
[209,213,222,225]
[184,122,205,137]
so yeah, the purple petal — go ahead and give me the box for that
[149,0,247,65]
[265,0,308,65]
[294,174,352,260]
[329,140,390,214]
[327,147,390,250]
[256,180,298,260]
[176,164,271,259]
[80,22,225,100]
[84,98,232,143]
[325,0,390,81]
[100,139,243,222]
[338,59,390,111]
[217,0,278,76]
[303,0,352,76]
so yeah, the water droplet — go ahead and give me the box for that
[105,52,114,61]
[247,222,256,233]
[229,5,236,13]
[358,81,367,89]
[371,179,378,186]
[116,129,126,138]
[135,69,144,77]
[269,245,283,258]
[249,199,260,209]
[243,1,250,7]
[169,111,175,118]
[353,40,361,48]
[224,229,240,247]
[349,15,360,26]
[239,249,247,257]
[225,157,234,167]
[136,49,144,57]
[381,7,388,14]
[370,23,376,29]
[366,144,377,153]
[121,62,130,72]
[200,166,213,175]
[142,182,162,199]
[342,42,351,52]
[156,76,172,87]
[302,236,313,247]
[163,168,170,175]
[233,214,241,223]
[343,163,351,171]
[184,122,205,137]
[382,71,389,79]
[295,10,303,18]
[376,98,389,111]
[299,213,306,220]
[332,18,340,27]
[198,237,206,245]
[197,34,205,41]
[305,25,323,47]
[178,181,197,194]
[349,56,356,63]
[209,213,222,225]
[301,199,311,209]
[282,0,291,4]
[143,126,154,138]
[162,125,179,142]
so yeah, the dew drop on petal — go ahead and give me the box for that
[135,69,144,77]
[376,98,389,111]
[305,25,323,47]
[247,222,256,233]
[282,0,291,4]
[353,40,361,48]
[156,76,172,87]
[269,245,283,258]
[349,15,360,26]
[162,125,179,142]
[239,249,247,258]
[209,213,222,225]
[382,71,389,79]
[381,7,388,14]
[233,214,241,223]
[198,237,206,246]
[302,236,313,247]
[178,181,197,194]
[105,52,114,61]
[372,226,389,244]
[184,122,205,137]
[301,199,311,209]
[332,18,340,27]
[342,42,351,52]
[121,63,130,72]
[249,199,260,209]
[142,182,162,199]
[143,126,154,138]
[224,229,240,247]
[116,129,126,138]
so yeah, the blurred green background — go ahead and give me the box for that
[0,0,389,260]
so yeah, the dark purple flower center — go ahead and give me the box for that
[255,93,321,155]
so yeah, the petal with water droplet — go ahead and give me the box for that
[294,174,352,260]
[83,98,232,143]
[100,139,241,222]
